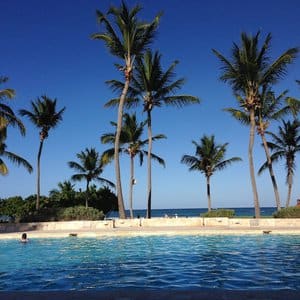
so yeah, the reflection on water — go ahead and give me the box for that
[0,235,299,291]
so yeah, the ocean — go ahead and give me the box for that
[107,207,277,218]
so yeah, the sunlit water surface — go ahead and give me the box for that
[0,235,299,290]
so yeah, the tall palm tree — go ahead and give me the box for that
[0,76,31,176]
[259,120,300,208]
[0,76,25,135]
[181,135,241,211]
[68,148,115,208]
[101,113,165,218]
[0,128,32,175]
[106,50,200,218]
[19,95,65,210]
[213,31,298,218]
[225,90,296,210]
[91,2,161,219]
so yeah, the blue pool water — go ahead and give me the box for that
[0,235,299,291]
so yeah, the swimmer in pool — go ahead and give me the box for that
[20,233,28,243]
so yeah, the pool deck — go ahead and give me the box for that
[1,217,300,239]
[1,225,300,239]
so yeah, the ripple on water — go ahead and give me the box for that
[0,235,299,290]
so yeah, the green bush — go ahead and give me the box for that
[273,206,300,218]
[201,209,235,218]
[60,206,104,221]
[0,196,25,220]
[20,207,61,222]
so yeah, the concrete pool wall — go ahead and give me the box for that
[1,217,300,234]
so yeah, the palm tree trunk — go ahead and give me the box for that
[146,110,152,219]
[129,155,134,219]
[36,140,44,210]
[85,181,89,208]
[249,109,260,218]
[114,76,129,219]
[207,176,212,212]
[261,133,281,211]
[286,169,293,208]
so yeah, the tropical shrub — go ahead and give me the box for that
[60,206,104,221]
[273,206,300,218]
[88,186,118,215]
[20,207,61,222]
[201,209,235,218]
[0,196,24,220]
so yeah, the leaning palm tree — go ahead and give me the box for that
[0,128,32,175]
[225,89,296,211]
[0,76,25,135]
[68,148,115,208]
[259,120,300,208]
[91,2,161,219]
[19,95,65,210]
[106,50,200,218]
[101,113,165,218]
[181,135,241,211]
[213,31,298,218]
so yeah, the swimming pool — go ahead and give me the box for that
[0,235,299,291]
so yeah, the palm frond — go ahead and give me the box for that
[0,159,8,175]
[262,48,299,85]
[100,148,115,164]
[163,95,200,108]
[71,173,87,182]
[68,161,86,173]
[2,150,33,173]
[97,177,115,188]
[223,108,249,125]
[214,157,242,171]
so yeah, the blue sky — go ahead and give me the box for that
[1,0,300,209]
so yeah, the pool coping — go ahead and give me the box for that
[1,225,300,239]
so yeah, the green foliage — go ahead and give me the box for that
[20,206,105,222]
[88,186,118,215]
[273,206,300,218]
[49,181,77,208]
[60,206,104,221]
[0,196,24,219]
[20,207,62,222]
[201,209,235,218]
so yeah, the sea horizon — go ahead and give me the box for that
[107,207,277,218]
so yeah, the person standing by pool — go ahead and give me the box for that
[20,233,28,243]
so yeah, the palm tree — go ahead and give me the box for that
[225,90,294,211]
[68,148,115,208]
[0,128,32,175]
[181,135,241,211]
[106,50,200,218]
[0,76,31,176]
[91,2,161,219]
[19,95,65,210]
[259,120,300,208]
[213,31,298,218]
[49,180,76,207]
[0,76,25,135]
[101,113,165,218]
